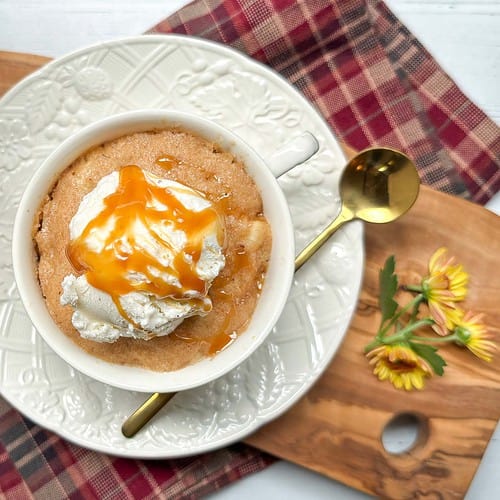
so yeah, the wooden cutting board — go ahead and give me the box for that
[2,51,499,499]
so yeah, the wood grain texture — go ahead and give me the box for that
[2,51,499,500]
[0,51,51,97]
[246,187,500,498]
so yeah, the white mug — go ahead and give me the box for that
[12,109,318,393]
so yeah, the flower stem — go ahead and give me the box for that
[410,333,458,343]
[410,300,420,323]
[364,318,434,353]
[379,294,424,338]
[381,318,434,344]
[405,284,423,293]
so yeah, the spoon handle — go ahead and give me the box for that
[121,392,175,438]
[122,209,351,438]
[295,209,351,271]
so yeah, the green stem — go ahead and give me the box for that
[379,294,424,338]
[382,318,434,343]
[405,284,424,293]
[410,333,458,343]
[410,299,420,323]
[364,339,381,353]
[364,318,434,353]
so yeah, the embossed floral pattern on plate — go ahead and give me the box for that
[0,35,363,458]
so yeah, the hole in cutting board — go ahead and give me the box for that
[382,413,425,454]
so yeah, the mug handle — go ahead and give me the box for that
[267,132,319,178]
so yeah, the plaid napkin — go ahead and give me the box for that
[2,0,499,499]
[0,396,274,498]
[152,0,500,204]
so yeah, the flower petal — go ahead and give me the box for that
[367,344,432,390]
[429,247,448,273]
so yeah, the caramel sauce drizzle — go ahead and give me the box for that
[67,165,222,323]
[156,154,253,354]
[155,154,178,170]
[208,249,251,355]
[67,158,264,357]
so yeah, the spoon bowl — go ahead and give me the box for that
[295,147,420,269]
[341,147,420,223]
[122,147,420,437]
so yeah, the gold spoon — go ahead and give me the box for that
[121,147,420,438]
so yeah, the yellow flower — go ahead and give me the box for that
[429,303,462,336]
[454,311,496,362]
[422,247,468,335]
[366,344,433,390]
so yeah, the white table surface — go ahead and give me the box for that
[1,1,498,498]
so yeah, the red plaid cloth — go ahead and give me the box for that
[0,396,274,499]
[154,0,500,204]
[2,0,499,498]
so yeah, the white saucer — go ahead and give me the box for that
[0,35,363,458]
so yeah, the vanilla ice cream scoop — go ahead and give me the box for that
[61,165,225,342]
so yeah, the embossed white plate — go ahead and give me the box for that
[0,35,363,458]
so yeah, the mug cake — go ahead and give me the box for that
[34,127,272,372]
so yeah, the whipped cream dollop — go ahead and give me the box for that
[60,165,225,342]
